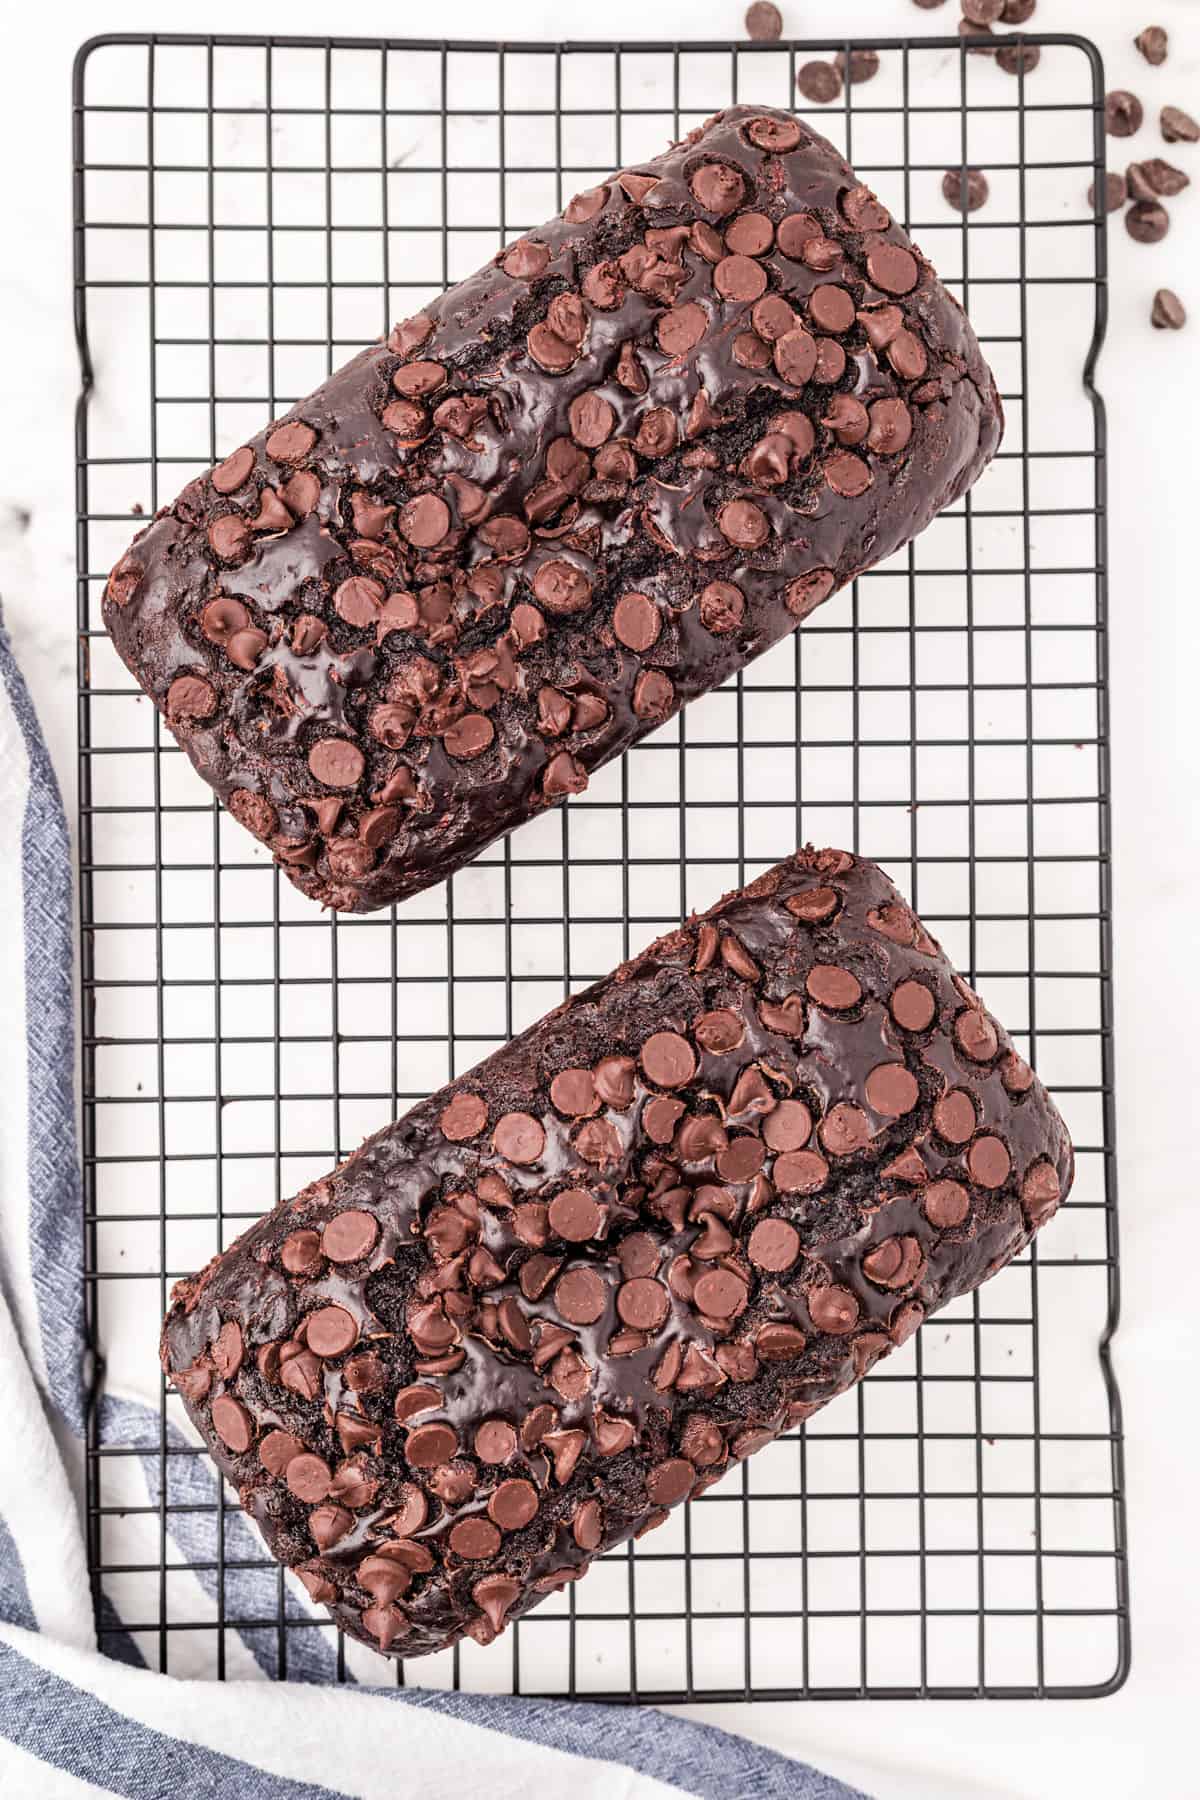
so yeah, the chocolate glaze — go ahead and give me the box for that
[161,848,1069,1659]
[106,107,1002,913]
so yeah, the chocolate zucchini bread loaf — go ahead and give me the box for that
[107,107,1002,913]
[162,848,1068,1659]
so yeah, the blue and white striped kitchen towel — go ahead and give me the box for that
[0,613,866,1800]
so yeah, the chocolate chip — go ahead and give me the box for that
[773,1148,828,1195]
[819,1102,871,1156]
[474,1573,521,1633]
[1128,199,1171,243]
[306,1305,358,1358]
[640,1030,696,1088]
[807,1283,859,1335]
[542,750,588,799]
[503,238,550,279]
[565,186,609,224]
[865,1063,920,1117]
[841,185,891,232]
[393,1383,440,1424]
[644,1095,685,1144]
[690,162,746,216]
[1128,158,1189,200]
[226,628,268,670]
[1152,288,1187,329]
[943,167,990,213]
[732,331,772,371]
[806,963,861,1009]
[334,575,383,626]
[472,1418,517,1464]
[492,1111,545,1165]
[837,48,882,85]
[439,1091,487,1141]
[808,284,855,334]
[773,327,817,387]
[570,1498,603,1551]
[1162,106,1200,143]
[450,1518,502,1559]
[715,253,768,302]
[863,1236,924,1291]
[934,1087,977,1144]
[406,1420,457,1467]
[166,675,216,721]
[568,392,615,449]
[392,360,446,397]
[265,420,315,463]
[321,1210,378,1263]
[387,1483,428,1538]
[744,0,782,37]
[748,113,803,151]
[613,591,661,651]
[1135,25,1167,64]
[868,398,913,455]
[888,328,928,380]
[1106,90,1143,137]
[692,1268,748,1320]
[1002,0,1036,17]
[827,450,874,500]
[479,1481,536,1536]
[308,1505,353,1551]
[443,713,494,761]
[748,1217,801,1272]
[1022,1160,1061,1226]
[924,1178,970,1228]
[763,1100,813,1152]
[543,1427,586,1482]
[822,397,867,448]
[551,1267,604,1325]
[796,61,842,105]
[211,1395,253,1453]
[962,0,1003,19]
[867,243,919,296]
[812,338,846,385]
[531,558,592,614]
[279,1346,322,1400]
[616,1276,670,1331]
[634,408,677,459]
[996,41,1041,75]
[306,738,365,791]
[646,1457,694,1505]
[286,1451,332,1503]
[955,1006,999,1061]
[725,212,774,257]
[548,1187,603,1241]
[717,498,770,548]
[260,1428,304,1477]
[657,300,708,356]
[699,579,745,634]
[968,1134,1011,1189]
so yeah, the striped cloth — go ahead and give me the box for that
[0,613,865,1800]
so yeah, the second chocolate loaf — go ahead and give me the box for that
[106,105,1001,912]
[162,848,1069,1659]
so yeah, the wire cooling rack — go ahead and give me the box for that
[73,30,1127,1700]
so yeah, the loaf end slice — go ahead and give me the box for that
[107,107,1001,912]
[162,848,1067,1659]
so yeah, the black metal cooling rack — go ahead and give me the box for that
[73,30,1128,1701]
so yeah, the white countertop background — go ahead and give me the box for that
[2,1,1198,1795]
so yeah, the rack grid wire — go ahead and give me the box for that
[73,30,1128,1701]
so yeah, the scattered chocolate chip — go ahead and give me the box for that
[796,61,843,106]
[968,1134,1012,1189]
[1128,157,1189,199]
[1162,105,1200,144]
[265,420,316,463]
[996,40,1041,75]
[1106,91,1144,138]
[166,675,216,721]
[925,1178,971,1228]
[1089,171,1127,213]
[306,1305,358,1358]
[744,0,781,37]
[807,1284,859,1335]
[1135,26,1167,66]
[211,1395,253,1454]
[943,167,989,212]
[1152,287,1186,328]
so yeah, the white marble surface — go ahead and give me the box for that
[3,1,1199,1796]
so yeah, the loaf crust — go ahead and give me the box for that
[162,848,1067,1659]
[107,107,1002,912]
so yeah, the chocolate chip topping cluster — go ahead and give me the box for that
[105,107,1002,913]
[162,848,1069,1659]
